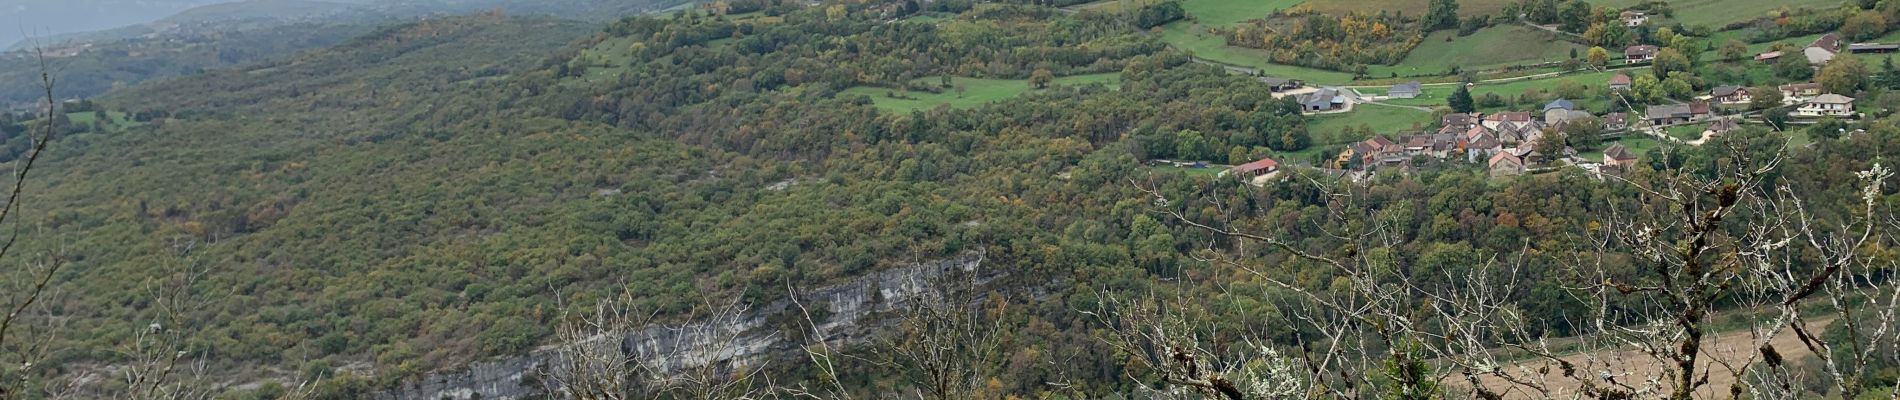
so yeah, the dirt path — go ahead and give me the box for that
[1522,21,1583,39]
[1448,317,1837,399]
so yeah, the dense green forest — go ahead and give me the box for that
[0,0,1896,398]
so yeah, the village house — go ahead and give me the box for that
[1795,94,1856,117]
[1620,10,1648,27]
[1489,151,1526,177]
[1261,77,1305,92]
[1482,111,1533,131]
[1807,33,1840,65]
[1341,136,1406,168]
[1390,134,1458,160]
[1441,112,1482,132]
[1755,51,1783,62]
[1603,143,1639,170]
[1228,157,1279,180]
[1645,102,1712,126]
[1710,86,1750,104]
[1703,119,1741,138]
[1466,131,1503,162]
[1495,119,1547,145]
[1389,81,1423,99]
[1781,82,1823,100]
[1543,99,1592,126]
[1608,73,1632,91]
[1626,45,1659,63]
[1297,88,1345,112]
[1603,112,1629,131]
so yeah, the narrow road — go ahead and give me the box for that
[1521,21,1583,39]
[1340,65,1647,89]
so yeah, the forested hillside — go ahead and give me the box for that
[0,0,1897,398]
[0,23,374,108]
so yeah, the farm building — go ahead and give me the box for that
[1228,157,1279,179]
[1807,33,1841,65]
[1297,89,1345,112]
[1261,77,1304,92]
[1755,51,1782,62]
[1806,46,1837,65]
[1850,43,1900,54]
[1645,102,1711,126]
[1710,86,1750,104]
[1389,81,1423,99]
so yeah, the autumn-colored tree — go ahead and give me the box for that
[1651,47,1691,79]
[1819,56,1870,95]
[1631,73,1663,104]
[1718,39,1747,61]
[1030,68,1054,89]
[1585,46,1611,69]
[1748,85,1783,110]
[1841,10,1889,41]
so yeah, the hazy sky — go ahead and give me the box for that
[0,0,238,47]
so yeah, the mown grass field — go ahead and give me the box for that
[1577,135,1665,162]
[1302,0,1516,18]
[1160,23,1357,84]
[1667,123,1710,141]
[839,73,1122,111]
[1309,104,1434,138]
[1064,0,1163,13]
[1177,0,1302,27]
[1586,0,1840,28]
[1369,25,1584,77]
[1147,164,1227,177]
[1469,69,1623,111]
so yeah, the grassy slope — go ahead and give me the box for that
[1470,70,1622,111]
[1310,104,1433,137]
[1370,25,1584,77]
[839,73,1123,111]
[1577,135,1665,162]
[1179,0,1301,27]
[1161,23,1357,84]
[1586,0,1841,27]
[1304,0,1517,18]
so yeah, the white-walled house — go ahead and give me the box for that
[1795,94,1856,117]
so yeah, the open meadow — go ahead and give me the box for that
[1368,25,1584,77]
[839,73,1122,111]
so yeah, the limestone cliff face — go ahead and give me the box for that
[378,254,988,400]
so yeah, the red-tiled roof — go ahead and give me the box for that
[1231,157,1279,174]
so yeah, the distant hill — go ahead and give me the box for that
[8,0,694,50]
[158,0,363,24]
[0,22,376,109]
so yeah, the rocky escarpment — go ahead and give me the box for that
[378,254,991,399]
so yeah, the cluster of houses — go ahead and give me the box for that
[1330,99,1645,177]
[1753,33,1898,67]
[1705,80,1859,118]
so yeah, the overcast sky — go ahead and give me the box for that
[0,0,241,47]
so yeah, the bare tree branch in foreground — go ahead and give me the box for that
[1129,139,1898,400]
[0,44,68,400]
